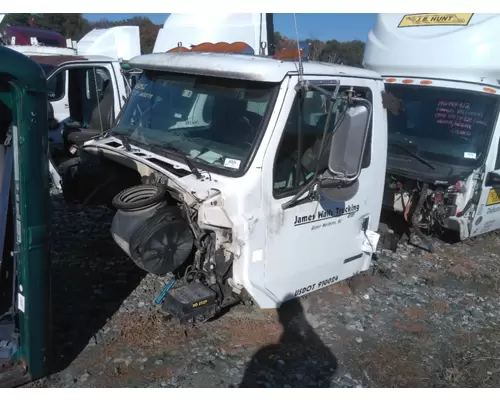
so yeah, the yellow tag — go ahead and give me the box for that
[398,13,473,28]
[486,188,500,206]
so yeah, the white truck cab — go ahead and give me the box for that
[37,54,130,150]
[153,13,274,55]
[364,13,500,247]
[3,25,140,124]
[2,25,139,138]
[61,48,387,324]
[1,24,141,189]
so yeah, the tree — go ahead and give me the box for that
[305,38,325,61]
[3,13,35,26]
[36,14,91,39]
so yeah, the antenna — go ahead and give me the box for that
[293,13,304,79]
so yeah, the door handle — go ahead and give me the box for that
[64,104,69,109]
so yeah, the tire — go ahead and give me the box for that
[112,184,166,211]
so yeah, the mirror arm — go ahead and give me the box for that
[308,82,340,102]
[295,81,340,102]
[282,178,317,210]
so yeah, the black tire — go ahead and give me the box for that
[112,184,166,211]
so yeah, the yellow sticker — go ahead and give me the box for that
[398,13,473,28]
[486,188,500,206]
[191,299,208,308]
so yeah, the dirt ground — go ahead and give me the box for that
[25,191,500,387]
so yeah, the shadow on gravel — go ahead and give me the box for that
[239,297,338,388]
[49,194,146,375]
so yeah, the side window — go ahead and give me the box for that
[47,71,65,102]
[273,86,372,198]
[85,68,111,101]
[68,67,113,126]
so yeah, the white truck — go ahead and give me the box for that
[364,13,500,249]
[60,45,387,324]
[19,27,140,150]
[153,13,274,55]
[1,15,142,189]
[0,16,140,130]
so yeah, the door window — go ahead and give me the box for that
[68,66,113,126]
[273,86,372,198]
[46,71,65,102]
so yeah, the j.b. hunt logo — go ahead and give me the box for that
[293,204,360,226]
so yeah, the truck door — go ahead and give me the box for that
[262,76,381,302]
[470,127,500,236]
[63,63,123,130]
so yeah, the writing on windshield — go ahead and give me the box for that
[386,84,500,166]
[434,100,489,137]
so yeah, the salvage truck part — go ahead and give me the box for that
[364,13,500,247]
[61,45,387,325]
[0,46,51,387]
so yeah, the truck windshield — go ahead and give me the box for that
[114,70,278,174]
[385,84,500,167]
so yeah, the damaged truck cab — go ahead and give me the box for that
[62,48,387,324]
[0,46,51,386]
[364,13,500,245]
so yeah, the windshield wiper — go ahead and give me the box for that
[148,143,203,179]
[107,132,202,179]
[108,131,132,151]
[388,141,436,171]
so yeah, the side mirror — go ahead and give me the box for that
[327,102,371,183]
[485,171,500,187]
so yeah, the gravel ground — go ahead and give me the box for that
[25,189,500,388]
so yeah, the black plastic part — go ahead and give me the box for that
[162,282,217,324]
[129,208,194,276]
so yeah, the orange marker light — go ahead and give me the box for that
[483,87,497,94]
[420,80,433,85]
[385,78,397,83]
[402,79,414,84]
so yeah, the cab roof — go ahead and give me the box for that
[128,52,381,83]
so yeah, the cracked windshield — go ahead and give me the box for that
[114,71,277,172]
[385,84,500,167]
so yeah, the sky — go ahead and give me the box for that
[83,13,376,42]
